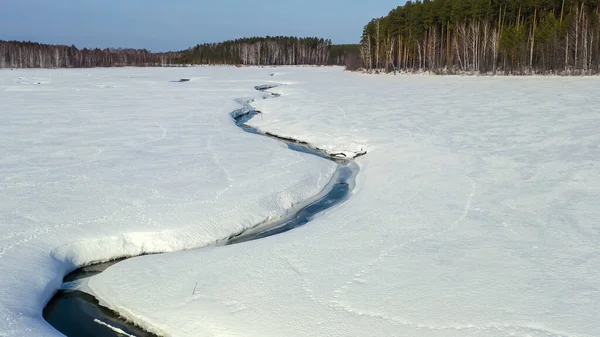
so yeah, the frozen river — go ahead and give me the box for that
[1,67,599,337]
[43,82,359,337]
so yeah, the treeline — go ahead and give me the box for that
[0,38,360,69]
[175,36,359,66]
[361,0,600,74]
[330,44,362,69]
[0,40,180,68]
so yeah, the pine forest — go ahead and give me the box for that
[360,0,600,74]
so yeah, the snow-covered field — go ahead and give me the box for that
[2,67,600,337]
[0,67,336,336]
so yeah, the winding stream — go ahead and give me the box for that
[43,84,361,337]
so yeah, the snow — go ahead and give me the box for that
[2,66,600,337]
[0,67,336,336]
[93,319,136,337]
[90,68,600,337]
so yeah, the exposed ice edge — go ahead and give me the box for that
[223,83,363,241]
[94,319,136,337]
[263,131,367,160]
[235,84,367,160]
[48,81,362,337]
[225,160,358,244]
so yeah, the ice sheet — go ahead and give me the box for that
[0,67,336,336]
[90,68,600,337]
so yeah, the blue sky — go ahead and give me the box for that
[1,0,404,51]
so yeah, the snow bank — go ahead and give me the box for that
[0,67,335,336]
[91,68,600,336]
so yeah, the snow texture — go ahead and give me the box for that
[90,68,600,337]
[2,66,600,337]
[0,67,336,336]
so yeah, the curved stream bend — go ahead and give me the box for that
[43,83,363,337]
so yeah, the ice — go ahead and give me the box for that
[2,66,600,337]
[93,319,136,337]
[89,68,600,337]
[0,67,336,336]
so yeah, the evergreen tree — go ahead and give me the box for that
[360,0,600,74]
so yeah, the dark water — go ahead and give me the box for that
[44,84,359,337]
[228,165,354,245]
[44,291,159,337]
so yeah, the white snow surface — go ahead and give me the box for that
[89,68,600,337]
[2,66,600,337]
[0,67,336,336]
